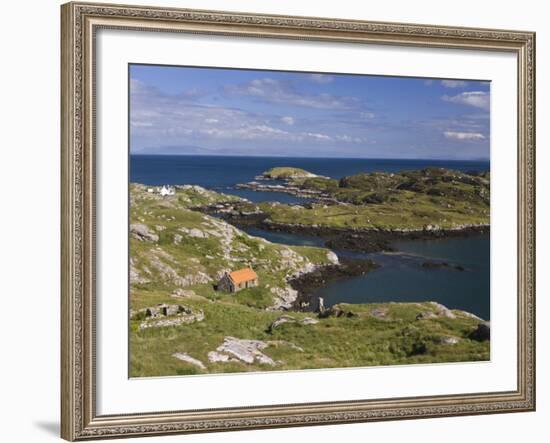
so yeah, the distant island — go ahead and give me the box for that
[129,166,490,377]
[261,166,322,180]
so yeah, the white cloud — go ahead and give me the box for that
[360,112,375,119]
[129,78,365,148]
[424,80,434,86]
[335,134,365,143]
[444,131,486,141]
[200,124,294,141]
[304,132,331,141]
[225,78,359,109]
[281,116,295,125]
[308,74,334,84]
[442,91,490,110]
[441,80,468,88]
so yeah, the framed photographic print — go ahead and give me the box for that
[61,1,536,440]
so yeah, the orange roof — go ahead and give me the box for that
[229,268,258,284]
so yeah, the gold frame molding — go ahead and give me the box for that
[61,1,536,440]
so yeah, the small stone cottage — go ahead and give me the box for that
[218,268,258,293]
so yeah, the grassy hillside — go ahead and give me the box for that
[129,183,489,377]
[130,183,334,310]
[258,167,490,231]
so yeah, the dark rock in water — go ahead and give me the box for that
[469,322,491,341]
[422,261,450,269]
[422,261,466,272]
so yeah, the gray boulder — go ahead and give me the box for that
[416,311,438,320]
[267,315,319,333]
[371,307,389,320]
[207,337,276,366]
[439,336,460,345]
[429,302,457,319]
[130,224,159,242]
[172,353,206,370]
[267,315,296,332]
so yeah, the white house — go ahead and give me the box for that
[159,185,175,197]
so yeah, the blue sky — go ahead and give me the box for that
[130,64,490,160]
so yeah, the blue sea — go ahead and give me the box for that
[131,155,490,319]
[130,155,489,203]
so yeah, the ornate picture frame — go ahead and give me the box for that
[61,1,535,440]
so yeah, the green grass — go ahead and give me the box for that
[130,184,334,310]
[260,190,488,231]
[299,176,339,191]
[129,181,489,377]
[255,167,490,231]
[130,299,489,377]
[262,167,317,179]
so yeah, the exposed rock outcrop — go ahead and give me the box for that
[172,352,206,370]
[268,286,299,311]
[439,336,460,345]
[147,249,212,287]
[207,337,276,366]
[319,304,357,319]
[429,302,457,319]
[171,288,197,298]
[129,257,150,285]
[267,315,319,333]
[130,224,159,242]
[370,307,389,320]
[326,251,339,265]
[416,311,438,320]
[178,227,210,238]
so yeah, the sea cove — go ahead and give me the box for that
[241,226,490,320]
[130,155,490,319]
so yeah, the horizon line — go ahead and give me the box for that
[129,153,490,162]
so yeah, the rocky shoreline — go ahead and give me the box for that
[219,210,490,253]
[289,257,379,311]
[234,181,337,202]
